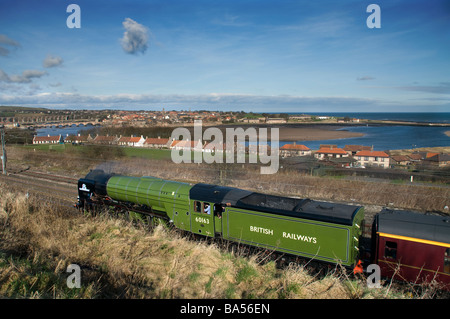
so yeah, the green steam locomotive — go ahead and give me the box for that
[77,169,364,268]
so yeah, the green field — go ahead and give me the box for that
[23,143,174,160]
[21,143,231,162]
[121,147,172,160]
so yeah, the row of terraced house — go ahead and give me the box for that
[32,134,450,168]
[282,143,450,168]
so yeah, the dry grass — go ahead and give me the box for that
[1,187,444,299]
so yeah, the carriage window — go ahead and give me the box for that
[194,201,202,213]
[384,241,397,259]
[445,248,450,274]
[203,203,211,214]
[214,204,224,218]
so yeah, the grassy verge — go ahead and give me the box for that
[1,187,445,299]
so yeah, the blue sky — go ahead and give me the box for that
[1,0,449,112]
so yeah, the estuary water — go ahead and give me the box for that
[290,125,450,151]
[36,124,97,137]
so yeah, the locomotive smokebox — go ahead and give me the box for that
[77,169,115,207]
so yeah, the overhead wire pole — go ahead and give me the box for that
[1,126,6,175]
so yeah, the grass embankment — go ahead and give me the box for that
[1,188,433,299]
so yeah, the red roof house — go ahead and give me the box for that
[144,137,171,148]
[33,135,63,144]
[354,150,389,168]
[314,147,348,159]
[280,143,311,157]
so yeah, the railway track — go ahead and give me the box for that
[16,170,78,184]
[0,170,78,208]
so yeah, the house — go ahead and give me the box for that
[92,135,119,145]
[118,135,145,147]
[423,153,450,168]
[425,152,440,159]
[64,134,91,145]
[390,155,412,166]
[280,143,311,157]
[409,151,447,166]
[170,139,202,152]
[343,145,372,156]
[354,150,390,168]
[203,141,225,153]
[408,153,423,163]
[33,135,63,144]
[144,137,171,149]
[265,118,287,124]
[314,147,348,160]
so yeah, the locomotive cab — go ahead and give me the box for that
[191,200,215,236]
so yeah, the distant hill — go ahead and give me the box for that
[0,106,49,113]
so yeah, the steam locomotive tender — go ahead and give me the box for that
[77,170,450,288]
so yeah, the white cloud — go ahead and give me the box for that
[357,76,375,81]
[0,34,20,57]
[396,82,450,94]
[0,69,47,83]
[43,54,63,68]
[0,91,378,111]
[120,18,149,55]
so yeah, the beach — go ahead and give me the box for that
[186,123,364,142]
[225,124,365,141]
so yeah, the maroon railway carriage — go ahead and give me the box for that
[372,209,450,289]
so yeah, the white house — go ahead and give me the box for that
[354,150,390,168]
[118,135,145,147]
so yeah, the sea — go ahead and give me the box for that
[283,112,450,151]
[35,113,450,151]
[296,112,450,124]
